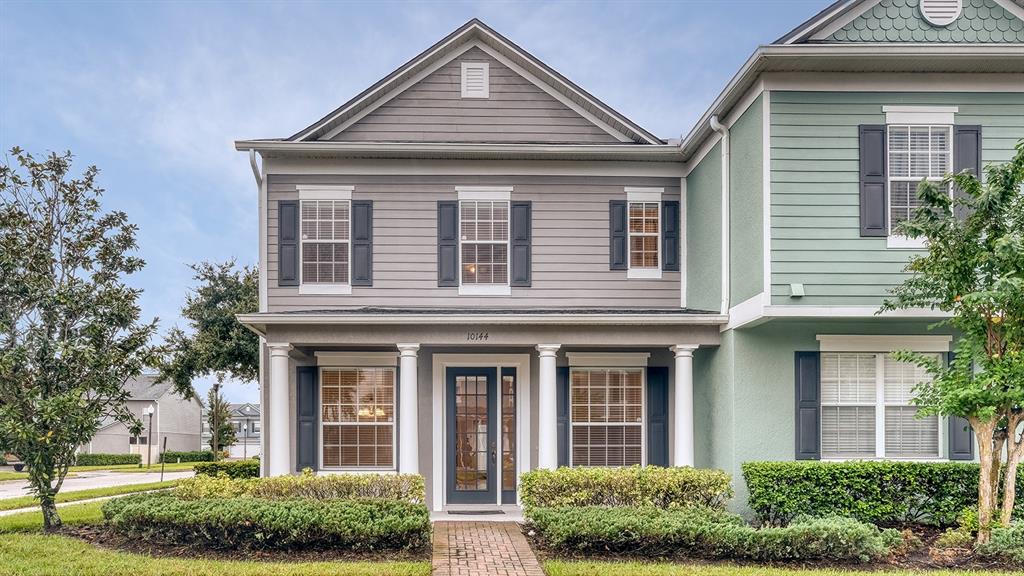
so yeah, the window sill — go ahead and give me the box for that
[316,468,398,475]
[299,284,352,295]
[627,268,662,279]
[886,236,927,250]
[821,457,946,463]
[458,284,511,296]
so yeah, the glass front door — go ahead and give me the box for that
[446,367,497,504]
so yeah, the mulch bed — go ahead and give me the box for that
[60,524,431,563]
[523,524,1020,572]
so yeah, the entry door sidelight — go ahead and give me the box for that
[447,367,497,504]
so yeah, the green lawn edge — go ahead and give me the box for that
[0,479,180,512]
[543,559,1021,576]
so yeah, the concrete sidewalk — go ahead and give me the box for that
[0,469,193,500]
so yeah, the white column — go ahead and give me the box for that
[536,344,561,470]
[672,345,698,467]
[267,343,293,476]
[397,344,420,474]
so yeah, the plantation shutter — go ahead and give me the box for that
[953,125,982,221]
[296,366,319,472]
[437,201,459,287]
[556,366,570,467]
[858,125,888,237]
[646,366,669,467]
[351,200,373,286]
[946,352,974,460]
[609,200,627,270]
[661,200,680,272]
[278,200,299,286]
[794,352,821,460]
[510,201,532,287]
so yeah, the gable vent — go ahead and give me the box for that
[461,62,489,99]
[920,0,962,27]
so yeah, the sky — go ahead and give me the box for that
[0,0,830,403]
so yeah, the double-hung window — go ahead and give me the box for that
[457,187,512,295]
[570,367,644,467]
[298,186,352,294]
[320,367,395,469]
[625,188,662,278]
[887,125,951,236]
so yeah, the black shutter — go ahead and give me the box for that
[953,125,982,221]
[556,366,570,467]
[296,366,319,471]
[437,201,459,287]
[661,200,680,272]
[946,351,974,460]
[646,366,669,467]
[351,200,373,286]
[794,352,821,460]
[609,200,627,270]
[858,125,887,237]
[510,201,532,287]
[278,200,299,286]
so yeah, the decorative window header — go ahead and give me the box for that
[816,335,952,353]
[566,352,651,367]
[882,106,957,126]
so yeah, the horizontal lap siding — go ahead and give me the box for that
[267,174,680,311]
[770,91,1024,306]
[332,47,619,144]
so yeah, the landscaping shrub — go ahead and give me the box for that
[193,459,259,479]
[75,453,141,467]
[527,506,896,562]
[519,466,732,511]
[176,471,425,503]
[742,461,1024,526]
[977,523,1024,565]
[102,493,430,551]
[159,450,214,463]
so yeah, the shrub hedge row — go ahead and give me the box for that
[176,471,425,503]
[160,450,214,463]
[527,506,897,563]
[75,453,141,467]
[102,493,430,551]
[519,466,732,511]
[742,461,1024,526]
[193,459,259,479]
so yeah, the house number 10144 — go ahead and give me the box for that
[467,331,489,341]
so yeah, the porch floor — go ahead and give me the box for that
[431,521,543,576]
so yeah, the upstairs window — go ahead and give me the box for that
[300,197,350,287]
[887,125,951,236]
[460,197,509,289]
[629,201,660,269]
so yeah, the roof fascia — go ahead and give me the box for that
[774,0,868,44]
[234,140,682,159]
[237,312,728,327]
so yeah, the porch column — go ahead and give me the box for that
[671,345,698,467]
[267,343,293,476]
[397,343,420,474]
[537,344,561,470]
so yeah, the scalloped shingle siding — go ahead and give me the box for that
[829,0,1024,42]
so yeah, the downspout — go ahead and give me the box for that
[710,115,730,315]
[248,149,263,189]
[248,148,268,477]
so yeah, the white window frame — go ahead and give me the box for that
[297,185,353,295]
[568,366,647,468]
[318,365,398,473]
[457,187,512,296]
[625,188,663,279]
[461,62,490,99]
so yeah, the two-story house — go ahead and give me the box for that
[236,0,1024,512]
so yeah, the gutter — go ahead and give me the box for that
[710,115,730,315]
[235,312,729,328]
[233,140,684,160]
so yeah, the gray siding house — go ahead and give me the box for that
[236,1,1024,512]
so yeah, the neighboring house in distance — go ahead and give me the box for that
[235,0,1024,513]
[84,374,203,463]
[202,403,262,459]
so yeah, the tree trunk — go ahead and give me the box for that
[972,417,998,545]
[40,494,62,532]
[1000,419,1023,526]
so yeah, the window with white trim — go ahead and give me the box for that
[820,352,941,459]
[460,200,509,286]
[300,199,350,285]
[320,367,395,469]
[570,368,644,467]
[628,201,660,270]
[887,125,951,236]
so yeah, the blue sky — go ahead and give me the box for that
[0,0,828,403]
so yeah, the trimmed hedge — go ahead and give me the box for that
[75,453,141,467]
[742,461,1024,526]
[176,472,425,503]
[527,506,897,563]
[193,459,259,479]
[102,493,429,551]
[519,466,732,511]
[160,450,214,463]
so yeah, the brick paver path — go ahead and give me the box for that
[432,521,545,576]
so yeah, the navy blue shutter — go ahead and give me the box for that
[437,201,459,286]
[858,125,888,237]
[953,125,982,221]
[556,367,570,467]
[296,366,318,471]
[351,200,373,286]
[946,351,974,460]
[278,200,299,286]
[794,352,821,460]
[646,366,669,467]
[609,200,627,270]
[661,201,680,272]
[510,201,532,287]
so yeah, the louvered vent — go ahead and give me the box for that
[461,62,489,98]
[920,0,962,27]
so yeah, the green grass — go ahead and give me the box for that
[0,480,179,512]
[68,462,197,473]
[0,533,431,576]
[544,560,1020,576]
[0,501,106,533]
[0,472,29,482]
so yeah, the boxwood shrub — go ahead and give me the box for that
[742,461,1024,527]
[519,466,732,511]
[176,471,425,503]
[193,459,259,479]
[977,523,1024,565]
[160,450,214,463]
[527,506,897,562]
[102,493,430,551]
[75,453,141,466]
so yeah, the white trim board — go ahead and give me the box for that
[456,186,512,200]
[264,157,687,179]
[297,185,353,200]
[883,105,958,125]
[314,351,399,367]
[816,334,952,353]
[566,352,651,367]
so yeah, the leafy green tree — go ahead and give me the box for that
[882,141,1024,543]
[206,375,236,456]
[0,148,157,530]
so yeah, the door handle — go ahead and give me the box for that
[490,442,497,464]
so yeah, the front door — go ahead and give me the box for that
[447,367,497,504]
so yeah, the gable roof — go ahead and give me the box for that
[123,374,174,401]
[289,19,661,145]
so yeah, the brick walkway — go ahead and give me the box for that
[432,521,545,576]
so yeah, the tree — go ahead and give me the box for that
[206,375,236,456]
[0,148,157,530]
[882,140,1024,543]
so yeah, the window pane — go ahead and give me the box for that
[321,368,395,469]
[883,353,937,403]
[885,406,939,458]
[459,200,510,286]
[300,200,350,284]
[570,368,643,467]
[821,406,875,458]
[821,353,876,404]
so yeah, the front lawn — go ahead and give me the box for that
[0,471,29,481]
[0,501,105,533]
[0,479,180,511]
[68,462,197,473]
[545,560,1021,576]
